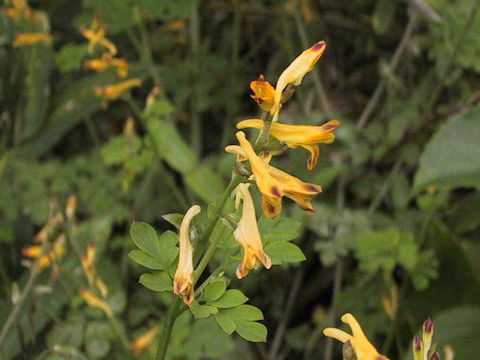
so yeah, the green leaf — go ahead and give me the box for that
[85,322,111,359]
[130,222,161,258]
[414,106,480,190]
[147,119,197,173]
[184,166,225,202]
[214,313,236,335]
[190,301,218,319]
[128,250,163,270]
[220,305,263,321]
[234,320,267,342]
[209,289,248,308]
[139,272,172,292]
[264,241,306,265]
[258,216,302,242]
[204,280,227,302]
[55,43,88,73]
[162,213,184,229]
[158,231,179,269]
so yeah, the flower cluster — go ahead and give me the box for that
[324,315,454,360]
[172,41,339,306]
[80,17,141,106]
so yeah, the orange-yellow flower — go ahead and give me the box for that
[94,78,141,105]
[13,33,52,47]
[4,0,35,22]
[250,75,276,112]
[80,16,117,56]
[131,326,159,355]
[226,131,322,218]
[80,288,113,317]
[173,205,201,306]
[23,234,66,270]
[84,54,129,78]
[323,313,389,360]
[271,41,326,117]
[237,119,339,170]
[234,184,272,279]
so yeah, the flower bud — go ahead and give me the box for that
[342,340,356,360]
[430,352,440,360]
[413,336,423,360]
[423,318,434,354]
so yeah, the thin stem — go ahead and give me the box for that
[322,258,344,360]
[190,4,202,157]
[425,0,480,115]
[268,268,304,360]
[155,297,183,360]
[356,8,420,129]
[293,5,334,119]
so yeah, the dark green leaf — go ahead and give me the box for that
[130,222,161,258]
[209,289,248,308]
[264,241,306,265]
[234,320,267,342]
[204,280,227,302]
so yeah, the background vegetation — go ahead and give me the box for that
[1,0,479,359]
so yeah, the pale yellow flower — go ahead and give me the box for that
[80,288,113,317]
[234,184,272,279]
[323,313,389,360]
[173,205,201,306]
[237,119,339,170]
[80,16,117,56]
[13,33,52,47]
[271,41,326,117]
[84,54,129,78]
[4,0,35,22]
[23,234,66,270]
[94,79,142,106]
[131,326,159,355]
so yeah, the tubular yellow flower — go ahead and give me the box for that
[131,326,159,355]
[80,288,113,317]
[94,78,142,104]
[13,33,52,47]
[250,75,276,112]
[23,234,66,270]
[234,184,272,279]
[65,194,78,220]
[237,119,340,170]
[323,313,389,360]
[4,0,35,22]
[81,243,97,284]
[226,132,322,218]
[173,205,201,306]
[271,41,327,117]
[80,17,117,56]
[84,54,129,78]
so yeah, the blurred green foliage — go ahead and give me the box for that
[1,0,479,359]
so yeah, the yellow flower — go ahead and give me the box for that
[4,0,35,22]
[271,41,326,117]
[65,194,78,220]
[226,131,322,218]
[80,16,117,56]
[234,184,272,279]
[80,288,113,317]
[173,205,201,306]
[237,119,339,170]
[94,78,141,105]
[23,234,66,270]
[81,243,97,284]
[131,326,159,355]
[84,54,129,78]
[13,33,52,47]
[323,313,389,360]
[250,75,276,112]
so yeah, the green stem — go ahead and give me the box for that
[194,173,243,264]
[155,297,183,360]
